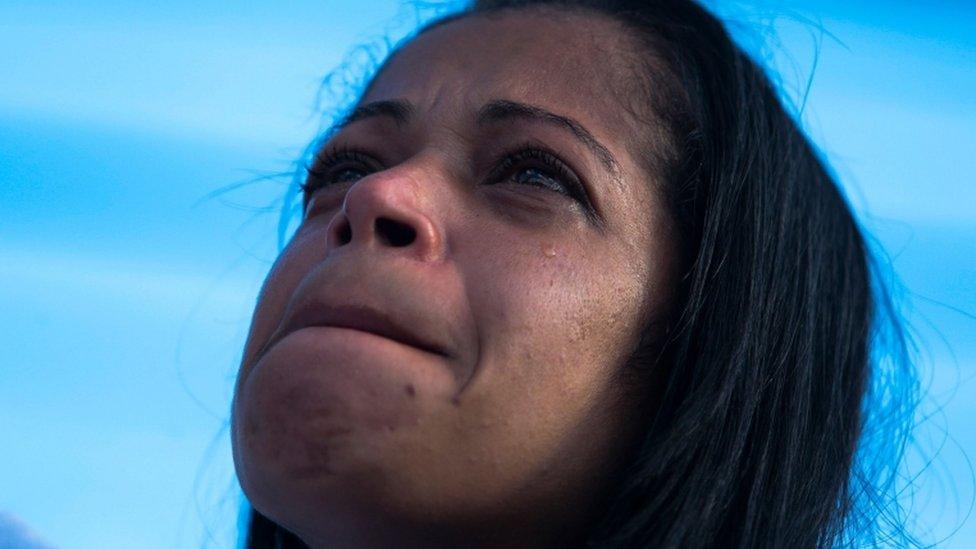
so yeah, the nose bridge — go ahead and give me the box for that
[325,163,447,263]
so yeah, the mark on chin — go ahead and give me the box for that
[287,425,353,480]
[289,462,338,480]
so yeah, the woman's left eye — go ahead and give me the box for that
[511,167,570,195]
[490,147,588,203]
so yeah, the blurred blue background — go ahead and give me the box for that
[1,1,973,547]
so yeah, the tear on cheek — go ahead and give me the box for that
[540,242,557,258]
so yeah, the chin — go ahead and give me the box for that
[231,330,470,535]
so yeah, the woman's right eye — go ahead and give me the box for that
[300,147,380,197]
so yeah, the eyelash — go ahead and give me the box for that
[488,144,588,202]
[301,144,378,196]
[300,143,593,210]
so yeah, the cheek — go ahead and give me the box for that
[455,225,647,445]
[239,227,327,373]
[466,234,641,376]
[419,228,652,520]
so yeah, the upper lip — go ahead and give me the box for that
[282,301,451,358]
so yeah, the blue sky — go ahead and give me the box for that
[1,1,973,547]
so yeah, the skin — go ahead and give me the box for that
[232,9,678,548]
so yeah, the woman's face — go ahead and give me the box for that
[232,9,677,547]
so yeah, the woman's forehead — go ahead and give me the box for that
[361,10,642,140]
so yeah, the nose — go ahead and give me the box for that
[324,168,447,262]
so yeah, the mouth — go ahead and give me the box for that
[286,303,451,359]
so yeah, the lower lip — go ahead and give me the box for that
[293,325,445,358]
[244,326,461,402]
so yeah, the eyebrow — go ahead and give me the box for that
[335,98,620,178]
[477,99,620,177]
[336,99,414,129]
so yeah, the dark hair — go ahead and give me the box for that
[244,0,918,546]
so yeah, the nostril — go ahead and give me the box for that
[375,217,416,247]
[336,219,352,246]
